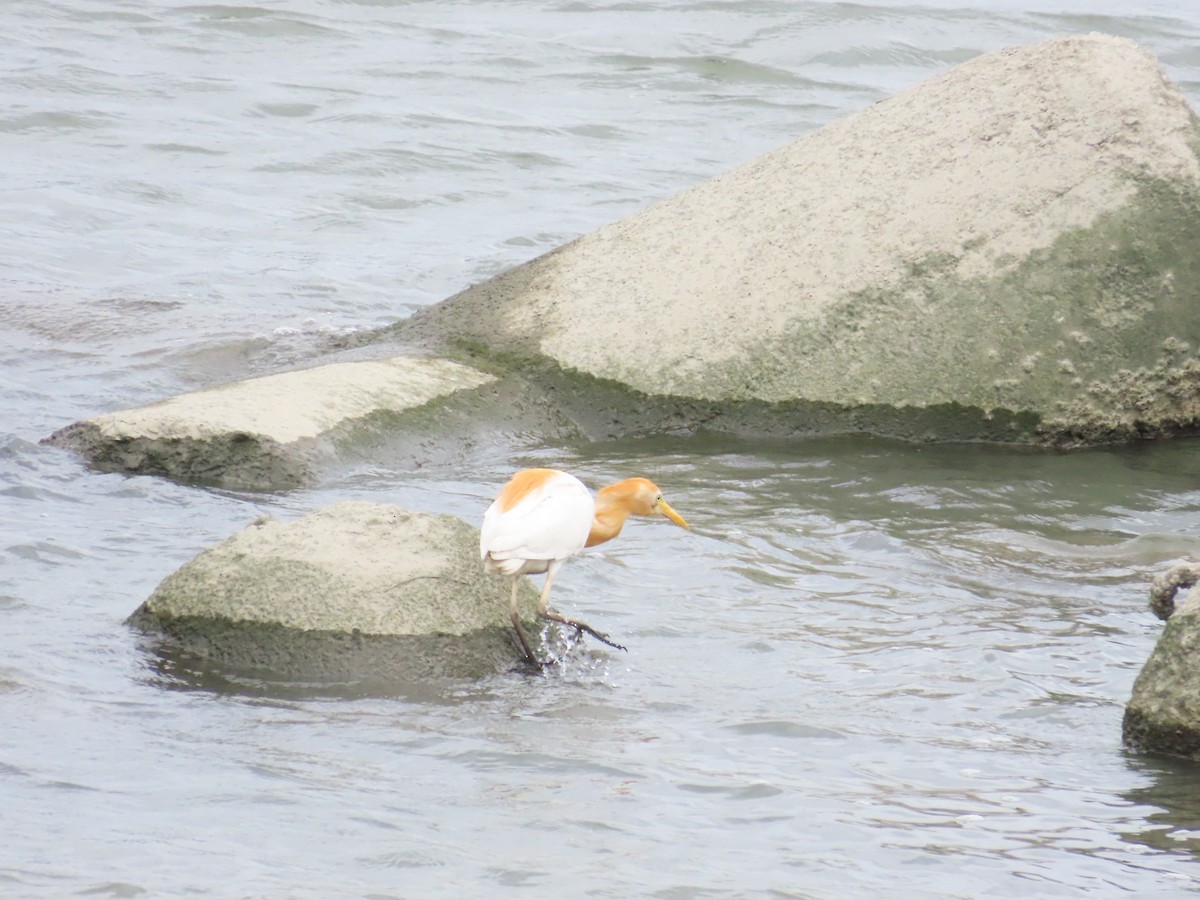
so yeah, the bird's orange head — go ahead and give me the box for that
[595,477,689,528]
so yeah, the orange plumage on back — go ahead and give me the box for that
[495,467,558,512]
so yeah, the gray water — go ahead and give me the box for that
[5,1,1200,897]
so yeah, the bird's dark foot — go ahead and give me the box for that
[514,654,550,673]
[511,613,545,669]
[540,611,628,653]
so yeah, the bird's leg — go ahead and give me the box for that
[540,609,628,652]
[536,571,627,653]
[509,579,541,667]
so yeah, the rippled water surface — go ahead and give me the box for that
[5,1,1200,897]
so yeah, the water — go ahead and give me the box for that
[4,1,1200,896]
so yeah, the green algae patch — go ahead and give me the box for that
[47,422,318,490]
[397,175,1200,447]
[495,362,1042,445]
[128,612,527,682]
[685,177,1200,444]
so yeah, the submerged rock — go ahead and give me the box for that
[44,356,496,490]
[1124,563,1200,760]
[396,34,1200,446]
[128,501,544,680]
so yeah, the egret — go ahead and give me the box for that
[480,468,689,666]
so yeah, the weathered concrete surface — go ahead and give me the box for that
[1124,563,1200,760]
[129,500,545,680]
[45,356,496,490]
[394,34,1200,446]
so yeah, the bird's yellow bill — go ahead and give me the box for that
[657,498,689,529]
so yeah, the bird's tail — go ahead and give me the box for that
[483,553,526,577]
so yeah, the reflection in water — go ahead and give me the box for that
[132,616,618,702]
[1122,754,1200,859]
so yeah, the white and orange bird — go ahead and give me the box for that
[480,468,689,666]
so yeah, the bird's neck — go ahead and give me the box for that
[586,494,631,548]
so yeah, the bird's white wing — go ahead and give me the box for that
[481,471,594,565]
